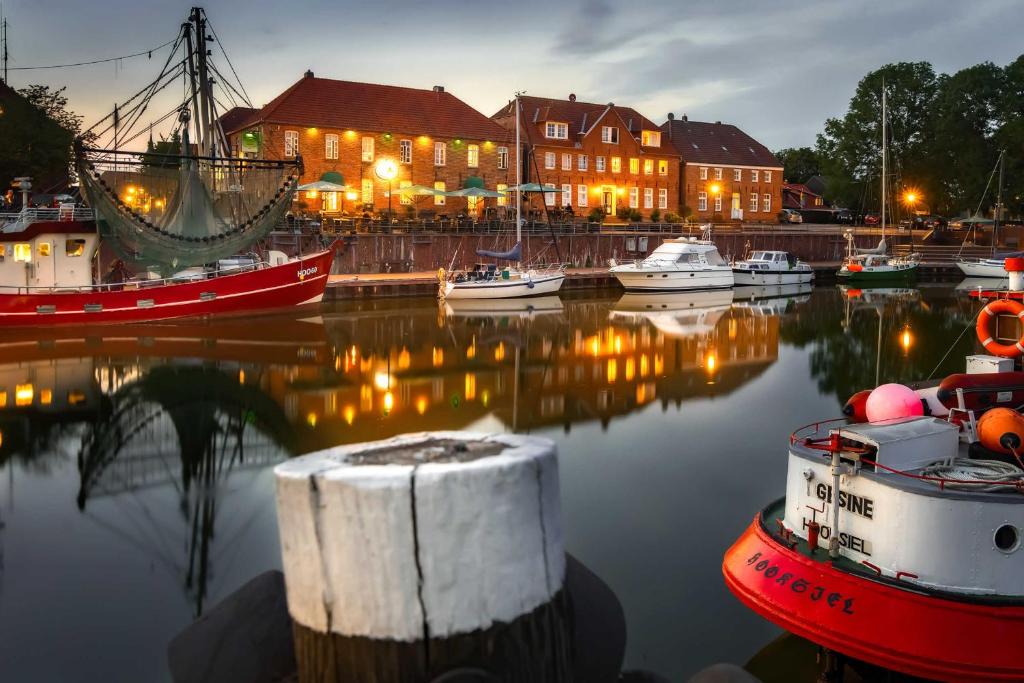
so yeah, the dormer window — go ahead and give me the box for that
[545,122,568,140]
[641,130,661,147]
[601,126,619,144]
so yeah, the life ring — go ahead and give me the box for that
[976,299,1024,357]
[437,267,446,283]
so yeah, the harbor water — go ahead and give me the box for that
[0,284,979,682]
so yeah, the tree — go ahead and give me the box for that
[775,147,821,184]
[141,130,183,169]
[997,55,1024,217]
[0,82,74,192]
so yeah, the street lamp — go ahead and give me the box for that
[709,183,722,216]
[375,158,398,225]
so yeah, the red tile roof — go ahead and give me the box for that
[661,119,781,168]
[492,95,664,151]
[218,106,259,134]
[783,182,819,196]
[225,75,509,142]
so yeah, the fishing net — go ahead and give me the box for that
[77,146,301,274]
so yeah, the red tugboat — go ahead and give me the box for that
[0,8,335,327]
[724,304,1024,680]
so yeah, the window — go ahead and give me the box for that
[643,188,653,209]
[596,156,606,172]
[658,160,668,176]
[361,178,374,204]
[733,169,742,181]
[434,142,446,166]
[628,187,639,209]
[361,136,374,162]
[764,170,772,183]
[699,166,708,180]
[750,192,758,212]
[714,167,722,180]
[400,139,412,164]
[698,192,707,211]
[0,245,5,262]
[562,183,572,207]
[578,184,588,207]
[66,239,86,257]
[325,134,339,159]
[641,131,661,147]
[545,152,556,169]
[762,193,771,213]
[498,146,508,170]
[751,169,759,182]
[601,126,619,143]
[434,181,446,205]
[543,183,556,206]
[629,158,639,174]
[13,243,30,262]
[497,183,508,206]
[545,122,568,139]
[38,242,51,257]
[578,154,588,171]
[284,130,299,157]
[562,153,572,171]
[714,194,722,212]
[467,144,479,168]
[658,188,668,210]
[324,192,338,212]
[399,181,412,205]
[611,157,621,173]
[643,159,653,175]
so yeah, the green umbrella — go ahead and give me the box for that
[447,187,504,198]
[463,175,485,189]
[507,183,557,193]
[392,184,449,196]
[297,180,348,192]
[320,171,345,185]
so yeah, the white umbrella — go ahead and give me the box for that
[297,180,349,192]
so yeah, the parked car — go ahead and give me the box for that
[835,209,855,224]
[778,209,803,224]
[863,213,880,226]
[898,216,926,230]
[922,215,948,230]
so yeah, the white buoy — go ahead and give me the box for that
[1007,257,1024,292]
[273,431,564,643]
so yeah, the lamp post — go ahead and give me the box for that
[903,190,921,231]
[375,159,398,227]
[709,183,722,219]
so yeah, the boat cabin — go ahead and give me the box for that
[643,239,727,266]
[741,251,796,269]
[0,221,98,290]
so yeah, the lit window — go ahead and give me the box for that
[562,184,571,207]
[324,192,338,211]
[699,167,708,180]
[498,146,508,170]
[578,184,588,207]
[750,192,758,212]
[611,157,621,173]
[66,239,86,257]
[545,152,556,169]
[643,159,653,175]
[733,169,742,181]
[578,154,588,171]
[641,131,661,147]
[698,192,707,211]
[764,170,772,183]
[399,180,412,205]
[400,139,412,164]
[601,126,619,144]
[762,193,771,212]
[0,245,5,262]
[545,122,568,139]
[434,181,446,205]
[643,188,653,209]
[751,169,759,182]
[658,188,668,209]
[658,160,668,176]
[361,137,375,162]
[497,183,508,207]
[434,142,446,166]
[596,156,606,172]
[714,167,722,180]
[562,153,572,171]
[467,144,479,168]
[361,178,373,204]
[325,134,339,160]
[14,243,31,262]
[629,187,639,209]
[284,130,299,157]
[629,158,639,174]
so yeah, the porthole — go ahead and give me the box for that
[995,524,1019,553]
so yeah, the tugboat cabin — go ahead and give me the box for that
[0,219,99,290]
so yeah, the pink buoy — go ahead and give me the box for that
[865,383,924,422]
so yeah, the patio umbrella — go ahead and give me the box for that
[391,184,449,196]
[446,187,505,198]
[297,180,348,192]
[506,183,556,193]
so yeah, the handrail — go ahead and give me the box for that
[0,207,97,224]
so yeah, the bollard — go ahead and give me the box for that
[1005,257,1024,292]
[274,431,568,682]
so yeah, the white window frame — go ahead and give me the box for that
[434,141,446,166]
[596,156,606,172]
[601,126,619,144]
[750,192,758,212]
[561,183,572,207]
[400,139,412,164]
[629,158,639,174]
[544,152,556,170]
[361,178,373,204]
[496,183,508,206]
[562,153,572,171]
[658,188,668,210]
[751,169,759,182]
[399,180,412,205]
[361,136,374,162]
[434,181,446,205]
[284,130,299,157]
[545,122,568,139]
[764,170,772,183]
[733,168,742,181]
[628,187,639,209]
[498,146,508,170]
[698,191,707,211]
[641,131,661,147]
[762,193,771,213]
[643,188,653,209]
[325,133,339,160]
[643,159,653,176]
[611,157,621,173]
[714,194,722,212]
[578,154,588,171]
[714,167,723,180]
[543,183,556,206]
[467,144,479,168]
[699,166,708,180]
[578,184,588,207]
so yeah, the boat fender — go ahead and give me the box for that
[847,263,864,272]
[527,279,535,289]
[437,267,446,283]
[865,383,924,422]
[915,385,948,417]
[935,372,1024,411]
[842,390,872,422]
[975,299,1024,358]
[977,408,1024,457]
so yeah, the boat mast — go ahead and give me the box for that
[880,85,887,244]
[995,150,1004,255]
[515,93,522,263]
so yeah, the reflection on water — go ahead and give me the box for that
[0,286,978,681]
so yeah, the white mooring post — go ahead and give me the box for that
[273,431,567,681]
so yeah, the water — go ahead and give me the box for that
[0,284,979,682]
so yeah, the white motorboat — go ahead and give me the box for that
[732,250,814,285]
[609,236,733,291]
[956,253,1017,278]
[609,290,734,339]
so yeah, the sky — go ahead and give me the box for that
[2,0,1022,151]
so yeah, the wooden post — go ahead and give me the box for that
[274,431,568,682]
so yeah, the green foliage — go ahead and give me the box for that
[649,208,661,222]
[587,207,605,223]
[664,212,682,224]
[0,84,77,190]
[141,131,183,169]
[679,205,693,218]
[628,208,642,222]
[776,147,821,183]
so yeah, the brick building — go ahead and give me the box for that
[661,116,783,223]
[222,71,514,218]
[492,95,681,220]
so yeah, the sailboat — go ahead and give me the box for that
[440,95,565,300]
[0,8,336,326]
[837,87,919,283]
[956,151,1011,278]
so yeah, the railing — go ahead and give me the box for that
[0,207,97,225]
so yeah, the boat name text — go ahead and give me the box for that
[297,266,319,279]
[800,519,873,556]
[745,552,855,614]
[815,483,875,519]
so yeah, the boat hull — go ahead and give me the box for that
[836,265,918,282]
[957,260,1007,278]
[611,268,734,291]
[723,506,1024,682]
[732,270,813,286]
[442,273,565,300]
[0,245,336,326]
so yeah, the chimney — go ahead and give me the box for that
[667,112,675,121]
[569,93,576,102]
[304,69,314,79]
[715,120,721,125]
[682,114,688,122]
[433,85,445,93]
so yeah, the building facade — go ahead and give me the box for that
[222,72,514,217]
[661,116,783,223]
[492,95,681,219]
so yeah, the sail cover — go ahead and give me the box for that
[78,147,300,274]
[475,242,521,261]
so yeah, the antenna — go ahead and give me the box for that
[2,2,8,84]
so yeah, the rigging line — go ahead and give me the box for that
[114,66,189,146]
[208,62,246,109]
[204,15,251,107]
[91,65,187,143]
[86,56,186,135]
[9,36,177,71]
[926,308,981,380]
[91,98,190,154]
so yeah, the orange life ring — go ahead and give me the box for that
[976,299,1024,357]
